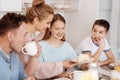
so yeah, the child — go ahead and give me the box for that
[39,14,77,62]
[76,19,115,66]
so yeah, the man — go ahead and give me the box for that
[0,13,38,80]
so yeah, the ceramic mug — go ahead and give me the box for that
[22,41,37,56]
[70,70,98,80]
[70,71,83,80]
[111,70,120,80]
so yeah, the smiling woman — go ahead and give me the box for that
[19,0,79,80]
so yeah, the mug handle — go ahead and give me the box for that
[22,47,29,54]
[69,72,73,79]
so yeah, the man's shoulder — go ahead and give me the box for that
[11,52,18,57]
[11,52,20,62]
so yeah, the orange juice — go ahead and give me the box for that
[114,60,120,71]
[114,66,120,71]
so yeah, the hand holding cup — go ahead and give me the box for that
[22,41,37,56]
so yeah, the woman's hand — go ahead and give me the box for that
[79,63,89,70]
[31,39,41,59]
[63,60,79,69]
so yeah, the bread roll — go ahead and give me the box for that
[78,54,89,62]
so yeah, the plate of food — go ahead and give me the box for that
[70,54,94,64]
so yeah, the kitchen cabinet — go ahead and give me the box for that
[0,0,22,11]
[22,0,80,12]
[46,0,80,12]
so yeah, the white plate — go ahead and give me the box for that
[70,58,94,64]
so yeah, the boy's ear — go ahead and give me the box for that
[106,32,109,36]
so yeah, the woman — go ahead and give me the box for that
[19,0,78,79]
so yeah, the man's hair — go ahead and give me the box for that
[92,19,110,32]
[0,13,27,36]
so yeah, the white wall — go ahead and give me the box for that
[110,0,120,59]
[0,0,23,18]
[64,0,98,49]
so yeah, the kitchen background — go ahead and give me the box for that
[0,0,120,59]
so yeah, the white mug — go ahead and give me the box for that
[111,70,120,80]
[22,41,37,56]
[70,70,98,80]
[70,71,83,80]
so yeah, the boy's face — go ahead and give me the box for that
[92,25,107,41]
[9,22,29,53]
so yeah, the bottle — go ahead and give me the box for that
[111,70,120,80]
[89,62,99,80]
[114,60,120,71]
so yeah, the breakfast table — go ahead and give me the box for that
[53,66,112,80]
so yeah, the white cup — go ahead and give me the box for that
[111,70,120,80]
[70,70,98,80]
[22,41,37,56]
[71,71,83,80]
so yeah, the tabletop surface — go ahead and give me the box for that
[54,66,112,80]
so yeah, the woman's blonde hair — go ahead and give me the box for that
[26,0,54,23]
[43,14,66,41]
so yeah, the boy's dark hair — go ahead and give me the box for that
[92,19,110,32]
[0,13,27,36]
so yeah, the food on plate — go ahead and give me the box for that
[77,54,90,62]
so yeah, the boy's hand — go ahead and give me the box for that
[98,38,105,48]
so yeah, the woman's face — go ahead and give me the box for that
[50,20,65,40]
[92,25,107,42]
[35,14,53,34]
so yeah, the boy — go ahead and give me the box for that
[76,19,115,66]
